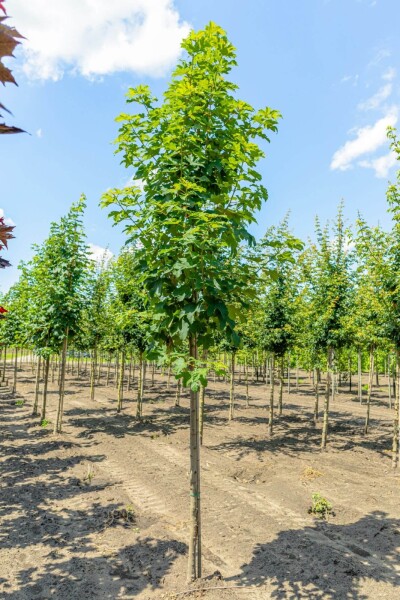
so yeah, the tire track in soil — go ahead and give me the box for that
[66,395,400,581]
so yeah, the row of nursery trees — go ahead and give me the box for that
[3,195,400,441]
[2,23,400,582]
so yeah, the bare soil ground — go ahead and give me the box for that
[1,363,399,599]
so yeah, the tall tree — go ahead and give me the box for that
[385,126,400,467]
[305,206,353,449]
[27,197,90,432]
[256,217,303,434]
[102,22,280,581]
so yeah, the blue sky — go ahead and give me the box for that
[1,0,399,290]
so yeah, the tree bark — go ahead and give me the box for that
[392,351,400,469]
[106,354,112,386]
[228,352,235,421]
[175,378,182,407]
[90,346,97,401]
[278,356,284,417]
[321,347,333,450]
[2,345,7,383]
[117,349,125,413]
[54,330,69,434]
[40,356,50,423]
[32,356,42,416]
[187,334,201,582]
[12,347,18,395]
[314,368,320,425]
[364,348,375,435]
[245,356,249,407]
[268,354,275,436]
[136,351,144,419]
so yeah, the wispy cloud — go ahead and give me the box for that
[368,48,391,67]
[357,83,392,111]
[358,151,397,178]
[383,67,396,81]
[341,74,359,86]
[330,106,398,172]
[12,0,190,81]
[331,61,399,177]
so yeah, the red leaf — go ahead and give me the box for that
[0,220,15,247]
[0,122,25,134]
[0,257,11,269]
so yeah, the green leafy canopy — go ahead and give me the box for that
[101,23,281,379]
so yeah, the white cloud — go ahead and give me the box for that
[330,107,398,172]
[368,48,391,67]
[358,151,397,178]
[0,209,15,227]
[88,244,113,264]
[36,128,42,138]
[125,176,144,191]
[357,83,392,111]
[383,67,396,81]
[340,74,359,86]
[12,0,190,81]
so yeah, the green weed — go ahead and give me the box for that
[308,492,333,519]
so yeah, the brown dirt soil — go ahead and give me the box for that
[1,362,399,599]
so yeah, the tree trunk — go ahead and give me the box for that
[187,334,201,582]
[349,355,352,393]
[245,356,249,407]
[314,368,320,425]
[175,378,181,407]
[199,383,206,445]
[136,351,144,419]
[364,348,375,435]
[106,354,112,386]
[114,352,119,388]
[40,356,50,423]
[278,356,284,417]
[117,350,125,413]
[32,356,42,416]
[268,354,275,436]
[167,365,171,389]
[127,353,133,390]
[12,347,18,395]
[90,346,97,401]
[2,345,7,383]
[54,330,69,434]
[321,347,333,450]
[199,351,207,442]
[358,349,362,404]
[392,351,400,469]
[228,352,235,421]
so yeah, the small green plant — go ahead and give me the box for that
[15,399,24,406]
[308,493,333,519]
[125,504,135,522]
[83,463,95,484]
[40,419,50,428]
